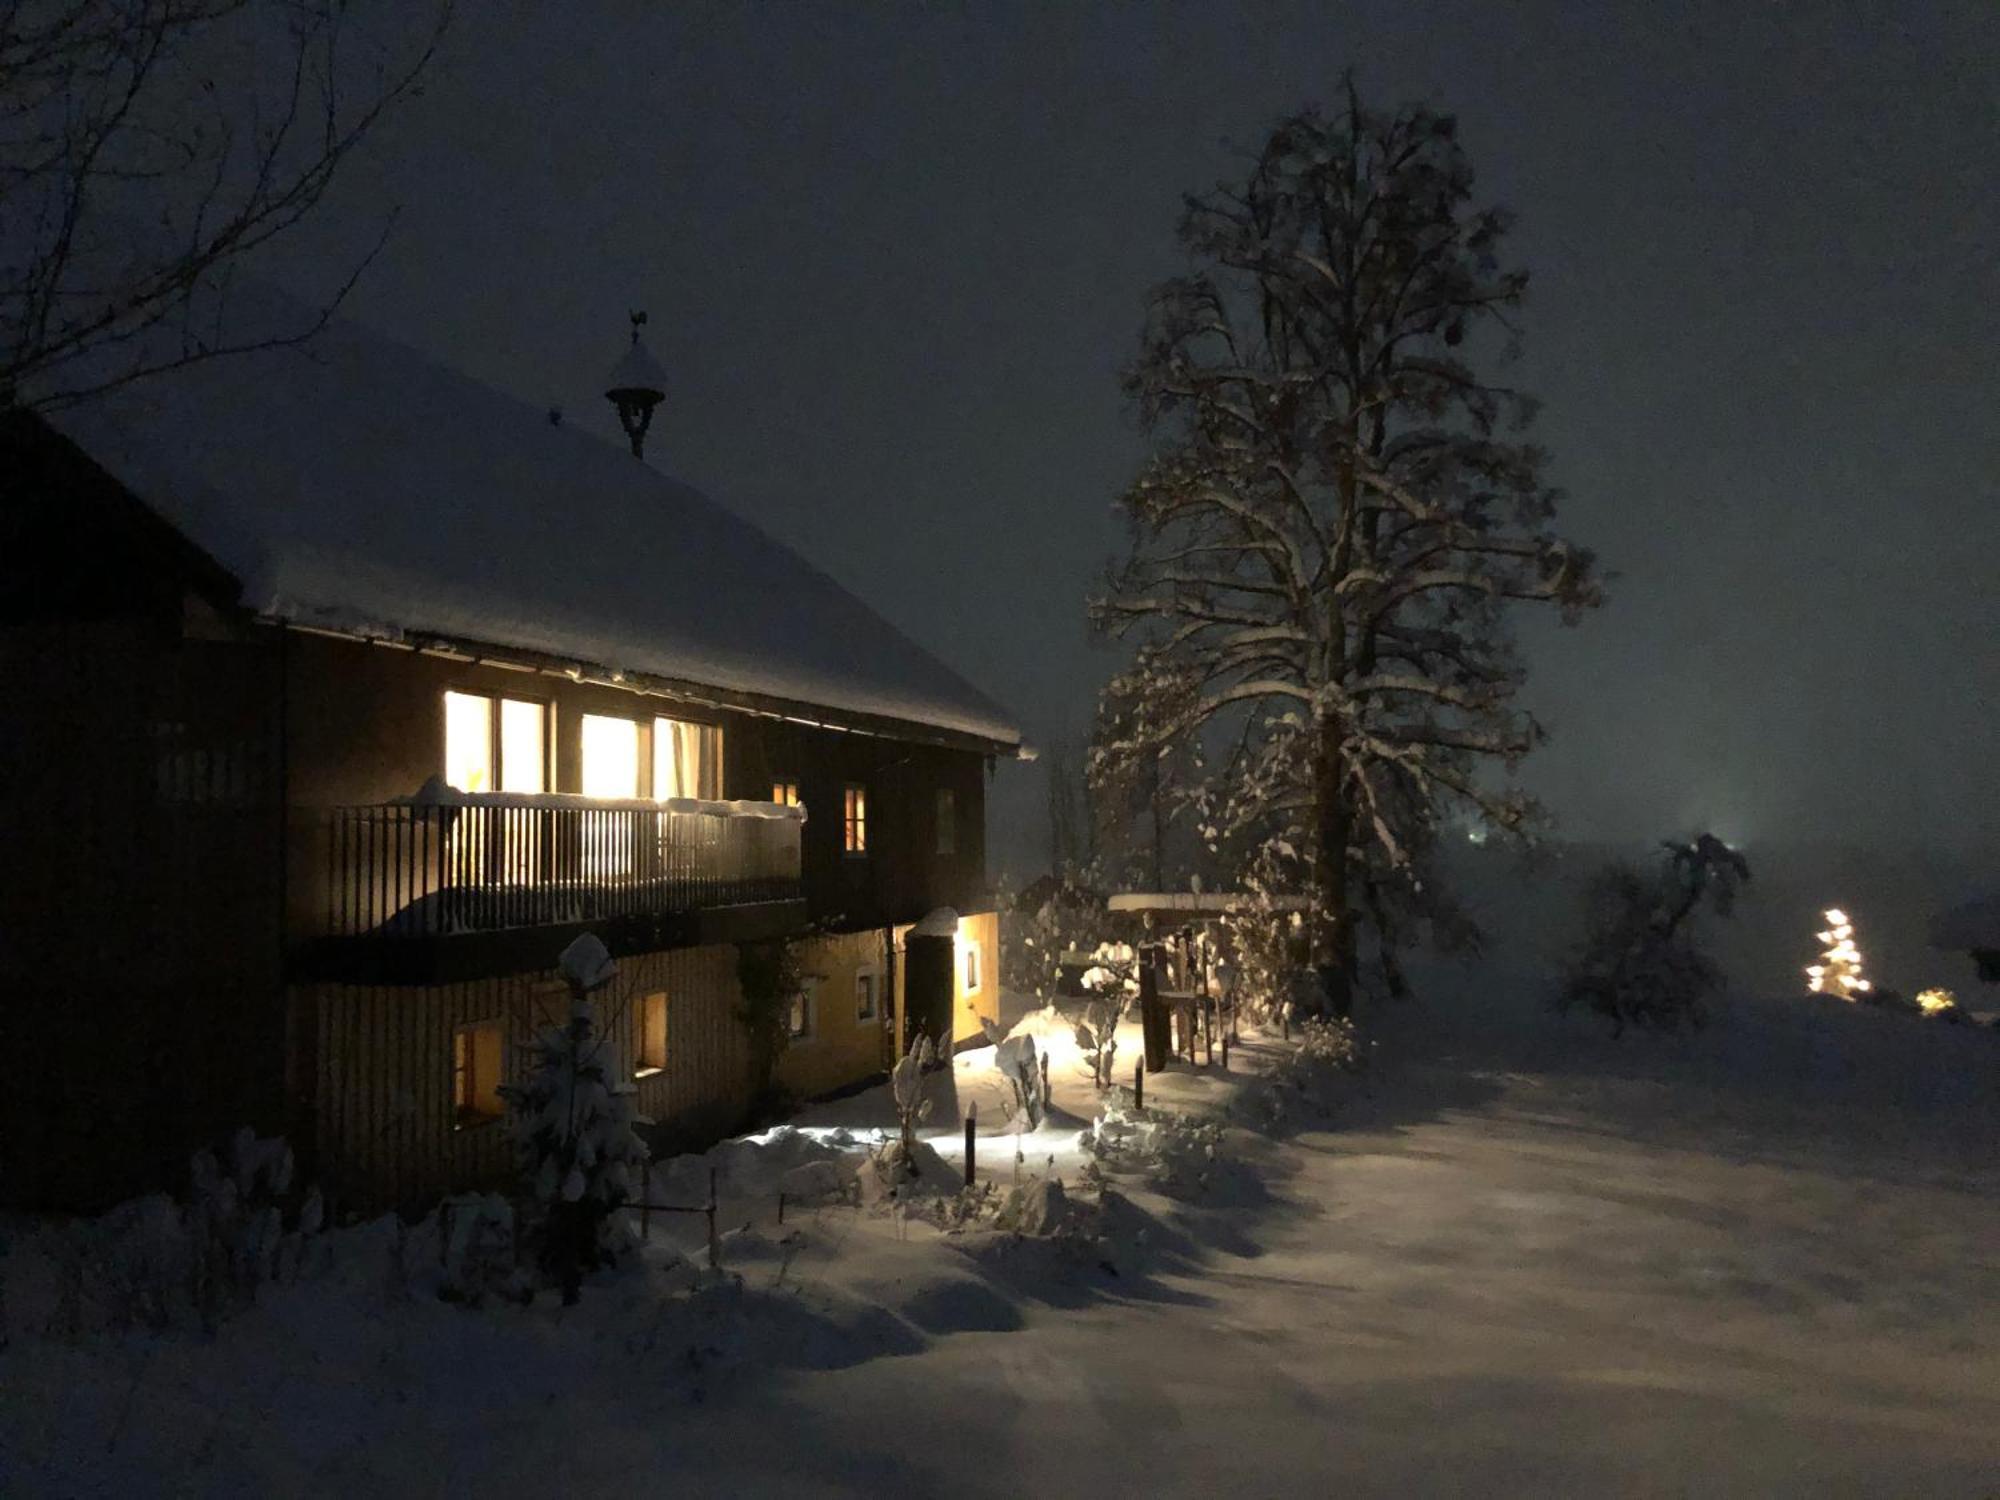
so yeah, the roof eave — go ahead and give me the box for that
[277,616,1024,758]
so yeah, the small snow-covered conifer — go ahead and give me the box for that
[500,933,650,1303]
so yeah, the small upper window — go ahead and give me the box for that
[772,780,801,808]
[843,784,867,855]
[935,788,957,856]
[962,941,982,996]
[452,1020,505,1127]
[856,970,879,1023]
[636,991,668,1076]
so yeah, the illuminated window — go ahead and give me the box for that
[962,940,982,995]
[771,780,801,808]
[935,788,957,856]
[580,715,640,876]
[444,691,495,793]
[444,692,549,881]
[636,991,668,1076]
[843,784,867,854]
[788,978,818,1041]
[654,717,722,800]
[452,1020,505,1126]
[581,714,640,798]
[856,970,879,1023]
[444,691,548,792]
[498,699,547,793]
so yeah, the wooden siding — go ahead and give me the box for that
[0,611,286,1210]
[295,944,751,1211]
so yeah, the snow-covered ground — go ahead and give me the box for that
[5,967,1998,1497]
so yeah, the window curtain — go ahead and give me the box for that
[656,718,721,800]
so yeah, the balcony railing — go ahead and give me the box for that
[325,789,804,940]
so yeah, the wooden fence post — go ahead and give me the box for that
[1134,1058,1144,1113]
[706,1166,719,1270]
[964,1105,976,1188]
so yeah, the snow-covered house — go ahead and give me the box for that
[0,296,1022,1210]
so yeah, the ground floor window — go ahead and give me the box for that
[452,1020,505,1127]
[636,990,668,1076]
[771,779,801,808]
[788,978,819,1042]
[856,970,879,1023]
[962,939,982,996]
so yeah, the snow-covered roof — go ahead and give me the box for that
[37,283,1021,750]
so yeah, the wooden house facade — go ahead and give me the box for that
[0,303,1022,1211]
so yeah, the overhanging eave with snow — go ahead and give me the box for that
[32,278,1025,759]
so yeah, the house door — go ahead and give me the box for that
[902,931,954,1058]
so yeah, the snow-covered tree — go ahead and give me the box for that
[1091,84,1601,1019]
[1558,834,1751,1036]
[499,934,649,1304]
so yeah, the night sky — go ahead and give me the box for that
[261,2,1999,876]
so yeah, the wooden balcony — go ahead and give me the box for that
[302,790,806,982]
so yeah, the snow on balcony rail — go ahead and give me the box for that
[326,787,803,939]
[1106,892,1311,915]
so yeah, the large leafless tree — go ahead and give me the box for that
[1091,84,1602,1017]
[2,0,448,410]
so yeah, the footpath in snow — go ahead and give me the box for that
[3,972,1998,1497]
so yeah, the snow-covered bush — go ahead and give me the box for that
[1238,1016,1361,1132]
[1073,942,1138,1089]
[438,1195,528,1307]
[995,1176,1074,1237]
[1083,1101,1225,1197]
[980,1019,1046,1129]
[499,934,650,1304]
[41,1130,323,1340]
[884,1034,939,1179]
[1557,834,1750,1036]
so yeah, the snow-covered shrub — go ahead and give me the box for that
[1557,833,1750,1036]
[1083,1102,1224,1197]
[983,1023,1046,1130]
[884,1034,939,1179]
[995,1176,1074,1237]
[499,934,651,1304]
[1073,942,1138,1089]
[1237,1016,1361,1132]
[40,1130,323,1340]
[438,1194,528,1307]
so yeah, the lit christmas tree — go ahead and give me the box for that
[1806,907,1871,1000]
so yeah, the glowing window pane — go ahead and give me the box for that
[499,699,547,794]
[444,691,493,793]
[581,715,639,799]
